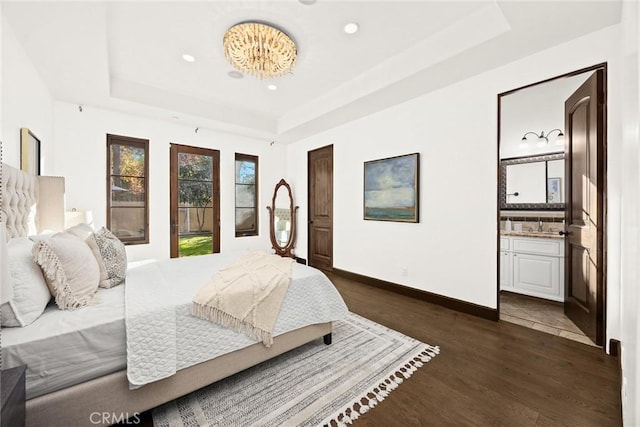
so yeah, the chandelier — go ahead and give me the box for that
[223,22,297,80]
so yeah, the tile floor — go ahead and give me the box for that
[500,291,597,347]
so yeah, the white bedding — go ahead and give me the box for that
[126,252,348,387]
[2,254,348,398]
[1,286,127,399]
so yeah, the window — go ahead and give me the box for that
[235,153,258,237]
[107,134,149,245]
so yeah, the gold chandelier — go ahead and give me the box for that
[223,22,297,80]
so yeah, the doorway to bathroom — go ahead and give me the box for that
[497,63,607,348]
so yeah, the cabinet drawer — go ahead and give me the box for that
[512,237,563,256]
[500,237,510,250]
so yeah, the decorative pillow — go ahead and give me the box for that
[92,227,127,288]
[1,237,52,326]
[66,223,109,288]
[32,232,100,310]
[65,223,95,241]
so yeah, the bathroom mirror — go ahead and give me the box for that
[500,153,565,210]
[267,179,298,257]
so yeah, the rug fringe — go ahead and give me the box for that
[322,343,440,426]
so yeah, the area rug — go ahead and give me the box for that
[152,312,439,427]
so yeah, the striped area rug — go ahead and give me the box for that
[152,312,439,427]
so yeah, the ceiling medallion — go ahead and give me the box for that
[223,22,297,80]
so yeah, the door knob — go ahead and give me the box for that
[558,231,569,236]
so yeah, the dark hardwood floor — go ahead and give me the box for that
[327,272,621,427]
[125,273,622,427]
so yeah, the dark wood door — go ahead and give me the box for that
[563,70,605,345]
[170,144,220,258]
[308,145,333,270]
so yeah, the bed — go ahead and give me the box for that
[0,162,348,427]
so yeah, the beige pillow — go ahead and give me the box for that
[66,223,109,287]
[32,232,100,310]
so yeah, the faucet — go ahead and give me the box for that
[538,220,544,232]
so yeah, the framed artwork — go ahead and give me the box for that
[20,128,41,175]
[547,177,562,203]
[364,153,419,222]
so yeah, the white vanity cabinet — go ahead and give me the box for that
[500,235,565,302]
[500,237,512,289]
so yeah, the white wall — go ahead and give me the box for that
[500,73,589,159]
[288,24,623,320]
[619,1,640,425]
[1,6,3,163]
[53,102,286,261]
[1,12,54,171]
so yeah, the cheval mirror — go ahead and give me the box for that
[267,179,298,258]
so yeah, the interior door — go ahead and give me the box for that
[563,70,605,345]
[308,145,333,270]
[170,144,220,258]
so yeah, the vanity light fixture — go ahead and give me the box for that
[521,129,564,147]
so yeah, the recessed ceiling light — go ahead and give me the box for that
[228,70,244,79]
[298,0,316,5]
[344,23,359,35]
[267,84,278,91]
[182,54,195,63]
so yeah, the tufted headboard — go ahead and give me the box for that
[1,163,66,239]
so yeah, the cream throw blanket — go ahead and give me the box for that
[192,252,294,347]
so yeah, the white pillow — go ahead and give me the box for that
[32,232,100,310]
[0,237,52,327]
[1,222,13,304]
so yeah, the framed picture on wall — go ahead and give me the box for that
[547,177,562,203]
[20,128,41,175]
[364,153,419,222]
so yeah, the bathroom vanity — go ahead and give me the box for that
[500,232,565,302]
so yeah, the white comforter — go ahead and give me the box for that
[125,252,348,387]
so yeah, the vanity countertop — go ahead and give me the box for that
[500,230,564,239]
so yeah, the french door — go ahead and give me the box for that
[169,144,220,258]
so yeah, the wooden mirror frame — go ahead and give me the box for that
[267,179,299,258]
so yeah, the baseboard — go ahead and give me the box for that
[333,268,499,321]
[609,338,621,358]
[609,338,623,423]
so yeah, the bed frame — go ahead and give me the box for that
[1,163,332,427]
